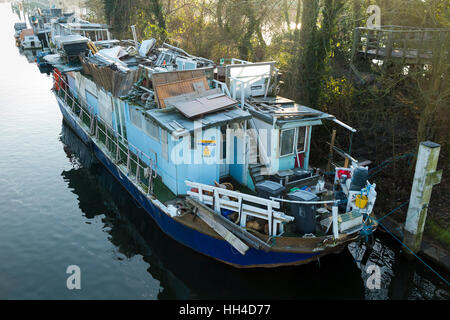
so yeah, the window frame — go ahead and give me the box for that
[144,118,160,142]
[279,128,296,157]
[296,126,309,154]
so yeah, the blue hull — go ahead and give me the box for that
[57,98,322,267]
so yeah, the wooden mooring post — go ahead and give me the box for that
[403,141,442,256]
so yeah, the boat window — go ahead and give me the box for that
[220,126,227,160]
[280,128,295,157]
[129,107,143,129]
[297,126,307,153]
[144,119,160,142]
[161,130,168,160]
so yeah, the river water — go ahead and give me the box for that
[0,3,448,300]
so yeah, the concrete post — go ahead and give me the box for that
[404,141,442,255]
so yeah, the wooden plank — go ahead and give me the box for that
[154,76,209,108]
[187,197,272,252]
[152,68,212,87]
[194,202,249,255]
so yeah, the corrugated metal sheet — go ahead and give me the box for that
[171,94,238,119]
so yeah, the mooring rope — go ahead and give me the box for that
[376,219,449,286]
[368,152,415,178]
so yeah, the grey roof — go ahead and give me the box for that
[146,106,251,136]
[247,102,334,126]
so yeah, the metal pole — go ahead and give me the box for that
[131,25,138,48]
[332,205,339,239]
[403,141,442,255]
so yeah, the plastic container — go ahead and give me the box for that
[355,194,368,208]
[287,190,319,234]
[255,180,285,199]
[349,167,369,191]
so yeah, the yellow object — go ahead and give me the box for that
[355,195,368,209]
[87,41,99,54]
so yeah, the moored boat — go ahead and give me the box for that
[40,16,378,268]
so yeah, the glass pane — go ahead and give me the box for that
[280,129,295,156]
[297,127,306,152]
[144,119,160,141]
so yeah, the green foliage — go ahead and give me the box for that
[425,220,450,247]
[83,0,449,162]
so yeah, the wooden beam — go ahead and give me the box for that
[187,197,272,252]
[327,130,336,172]
[194,204,249,255]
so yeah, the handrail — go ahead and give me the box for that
[55,74,158,191]
[56,73,157,170]
[212,79,231,97]
[185,180,291,236]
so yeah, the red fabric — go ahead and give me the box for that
[53,68,62,91]
[337,169,351,179]
[295,153,304,168]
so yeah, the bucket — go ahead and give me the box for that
[355,195,368,209]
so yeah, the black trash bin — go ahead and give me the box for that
[255,180,285,200]
[287,190,319,234]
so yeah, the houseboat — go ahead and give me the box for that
[41,20,378,268]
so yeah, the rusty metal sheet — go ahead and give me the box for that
[19,28,34,40]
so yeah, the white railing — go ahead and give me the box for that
[212,79,231,97]
[185,180,294,236]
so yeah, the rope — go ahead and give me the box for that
[376,200,410,223]
[376,219,449,286]
[367,202,449,285]
[368,152,415,178]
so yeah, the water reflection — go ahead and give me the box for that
[348,237,449,300]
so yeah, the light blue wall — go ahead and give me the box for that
[122,102,224,196]
[278,154,296,171]
[67,73,78,99]
[123,102,178,194]
[229,136,245,184]
[85,91,99,116]
[169,129,221,195]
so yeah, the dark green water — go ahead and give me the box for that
[0,3,448,300]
